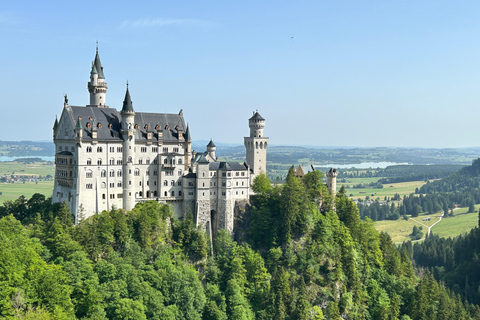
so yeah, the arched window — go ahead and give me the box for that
[101,170,106,177]
[164,180,168,186]
[171,191,175,197]
[110,158,115,165]
[102,194,106,199]
[134,169,140,176]
[86,170,93,178]
[97,159,102,165]
[101,182,106,189]
[255,141,258,149]
[110,170,115,177]
[117,170,122,177]
[86,146,92,152]
[178,169,182,176]
[179,191,182,196]
[171,180,175,186]
[146,158,150,164]
[97,146,102,152]
[128,156,132,163]
[260,142,263,149]
[138,158,143,164]
[164,158,168,164]
[87,158,92,165]
[164,191,167,196]
[178,158,182,165]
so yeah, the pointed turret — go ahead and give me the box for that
[53,116,59,140]
[185,124,191,141]
[207,139,216,160]
[121,85,135,114]
[93,47,105,79]
[75,116,83,143]
[88,46,108,107]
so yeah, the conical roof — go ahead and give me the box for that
[93,49,105,79]
[185,124,191,141]
[249,111,264,121]
[121,86,134,113]
[207,139,216,148]
[75,117,82,130]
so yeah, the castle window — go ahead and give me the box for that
[144,125,148,130]
[227,173,231,177]
[110,194,115,199]
[164,158,168,164]
[141,147,147,152]
[118,194,123,198]
[97,159,102,165]
[146,191,150,197]
[152,147,158,152]
[222,173,226,177]
[59,146,63,151]
[87,158,92,165]
[171,180,175,186]
[146,170,150,176]
[153,159,158,164]
[146,158,150,164]
[138,158,143,164]
[89,117,93,120]
[86,122,91,129]
[242,181,244,186]
[255,141,258,149]
[110,146,115,152]
[86,170,93,178]
[101,170,106,177]
[178,169,182,175]
[86,146,92,153]
[117,147,123,152]
[86,183,93,189]
[102,194,106,199]
[128,156,132,163]
[155,125,159,131]
[134,124,139,129]
[164,191,167,196]
[154,181,157,186]
[117,159,122,165]
[236,172,239,176]
[173,147,179,153]
[241,172,245,176]
[163,147,168,153]
[236,191,238,195]
[139,181,142,186]
[110,182,114,188]
[147,181,149,186]
[97,147,102,153]
[117,171,122,177]
[139,191,142,197]
[178,158,182,165]
[153,170,157,176]
[110,158,115,165]
[117,182,122,187]
[108,123,113,129]
[165,125,169,130]
[110,170,115,177]
[188,182,194,186]
[171,191,175,196]
[134,169,140,176]
[98,123,102,129]
[222,182,226,187]
[236,182,238,186]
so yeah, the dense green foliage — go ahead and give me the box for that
[1,168,480,319]
[404,217,480,307]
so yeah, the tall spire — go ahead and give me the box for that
[88,45,108,107]
[121,83,134,114]
[185,124,191,141]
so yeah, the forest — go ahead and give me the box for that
[1,168,480,319]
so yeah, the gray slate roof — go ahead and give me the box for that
[249,111,264,121]
[209,161,248,171]
[93,50,105,79]
[64,106,186,142]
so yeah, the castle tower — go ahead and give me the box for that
[244,111,268,178]
[87,47,108,107]
[120,85,136,211]
[326,168,337,196]
[207,140,216,160]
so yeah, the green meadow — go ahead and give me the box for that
[339,178,427,201]
[0,161,55,204]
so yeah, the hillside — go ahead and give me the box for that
[1,169,480,319]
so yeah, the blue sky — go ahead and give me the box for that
[1,1,480,147]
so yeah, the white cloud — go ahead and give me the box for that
[119,18,206,29]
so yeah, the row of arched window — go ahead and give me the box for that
[245,140,267,149]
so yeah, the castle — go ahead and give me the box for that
[52,48,270,234]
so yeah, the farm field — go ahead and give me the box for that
[339,178,426,200]
[0,180,54,204]
[0,161,55,204]
[374,205,480,243]
[430,206,479,238]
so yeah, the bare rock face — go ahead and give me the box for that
[233,199,251,243]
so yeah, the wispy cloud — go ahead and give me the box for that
[119,18,207,29]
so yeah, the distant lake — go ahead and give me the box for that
[0,156,55,162]
[316,162,409,169]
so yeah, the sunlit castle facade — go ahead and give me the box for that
[52,48,269,233]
